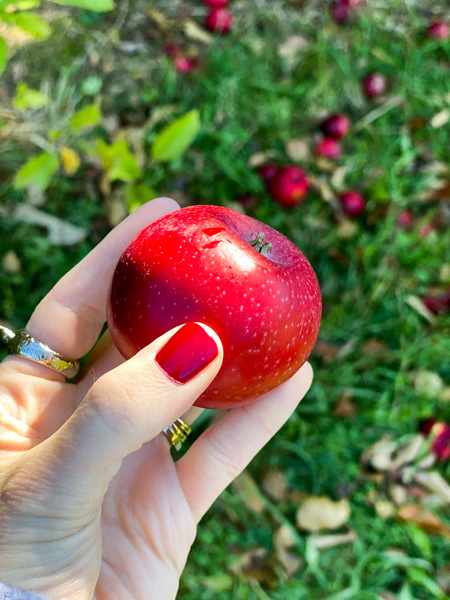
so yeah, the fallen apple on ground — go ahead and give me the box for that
[107,205,322,408]
[268,166,309,208]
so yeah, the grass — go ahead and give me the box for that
[1,1,450,598]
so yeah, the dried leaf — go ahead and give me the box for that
[183,19,212,44]
[414,471,450,506]
[285,139,309,162]
[312,341,339,363]
[398,504,450,538]
[296,496,351,532]
[333,393,357,418]
[273,525,303,578]
[262,469,289,502]
[336,219,359,240]
[375,500,396,518]
[431,110,450,128]
[361,338,388,358]
[437,564,450,595]
[415,370,444,399]
[2,250,21,273]
[231,471,265,514]
[146,8,173,32]
[1,204,87,246]
[431,181,450,203]
[361,435,398,471]
[248,151,277,167]
[310,530,357,548]
[228,548,274,587]
[405,295,437,324]
[278,35,309,66]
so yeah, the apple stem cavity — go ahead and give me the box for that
[249,232,273,257]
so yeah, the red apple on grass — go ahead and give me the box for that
[421,420,450,460]
[363,73,387,98]
[268,166,309,208]
[427,21,449,41]
[257,163,279,183]
[315,138,341,159]
[331,1,351,25]
[205,8,233,34]
[204,0,228,7]
[422,289,450,315]
[320,113,350,140]
[339,191,365,217]
[107,205,321,408]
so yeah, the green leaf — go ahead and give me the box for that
[48,0,114,12]
[11,13,52,39]
[70,103,101,131]
[13,82,48,110]
[151,109,201,162]
[0,37,7,77]
[125,183,155,213]
[94,139,141,182]
[408,567,446,598]
[13,152,59,190]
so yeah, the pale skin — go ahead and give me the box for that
[0,197,313,600]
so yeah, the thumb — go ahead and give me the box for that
[35,322,223,506]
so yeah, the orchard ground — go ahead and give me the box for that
[1,1,450,599]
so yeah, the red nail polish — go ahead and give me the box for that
[156,323,219,384]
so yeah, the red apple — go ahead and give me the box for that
[268,166,309,208]
[257,163,279,183]
[363,73,387,98]
[315,138,341,159]
[422,289,450,315]
[397,210,413,228]
[427,21,449,41]
[204,0,228,7]
[107,205,322,409]
[421,420,450,460]
[205,8,233,34]
[331,1,351,25]
[320,113,350,140]
[164,44,181,58]
[174,55,197,73]
[339,191,365,217]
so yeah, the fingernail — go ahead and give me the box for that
[156,323,219,384]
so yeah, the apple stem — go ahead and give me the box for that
[248,232,273,258]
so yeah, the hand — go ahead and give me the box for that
[0,198,313,600]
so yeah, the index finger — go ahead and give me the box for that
[23,197,179,361]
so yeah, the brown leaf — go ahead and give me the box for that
[398,504,450,538]
[262,469,289,502]
[431,181,450,203]
[273,524,303,579]
[228,548,275,587]
[361,338,388,358]
[296,496,351,532]
[285,139,309,162]
[414,471,450,506]
[312,341,339,363]
[333,393,357,418]
[146,8,173,32]
[231,471,265,514]
[437,564,450,595]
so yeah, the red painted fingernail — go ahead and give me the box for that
[156,323,219,384]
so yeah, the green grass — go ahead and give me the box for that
[1,1,450,598]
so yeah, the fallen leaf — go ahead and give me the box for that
[414,471,450,506]
[228,548,274,587]
[262,469,289,502]
[285,139,309,162]
[146,8,173,31]
[431,109,450,128]
[333,392,357,418]
[183,19,212,43]
[312,341,339,363]
[2,250,21,273]
[278,35,309,67]
[415,370,444,399]
[231,471,265,514]
[431,181,450,203]
[336,219,359,240]
[296,496,351,532]
[273,524,303,578]
[398,504,450,537]
[361,338,388,358]
[437,564,450,595]
[375,500,396,518]
[405,295,437,324]
[310,530,357,548]
[248,151,277,168]
[0,204,87,246]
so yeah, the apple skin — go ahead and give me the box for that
[363,73,387,98]
[268,166,309,208]
[331,1,351,25]
[320,113,350,140]
[428,21,449,41]
[205,8,233,34]
[339,191,365,217]
[257,163,279,183]
[107,205,321,409]
[204,0,228,7]
[421,420,450,460]
[315,138,341,159]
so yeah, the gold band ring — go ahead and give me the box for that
[0,325,80,379]
[163,418,192,451]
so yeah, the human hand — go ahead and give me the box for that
[0,198,313,600]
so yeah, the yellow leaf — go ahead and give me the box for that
[60,147,80,175]
[296,496,351,532]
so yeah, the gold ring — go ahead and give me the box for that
[163,418,192,451]
[0,325,80,379]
